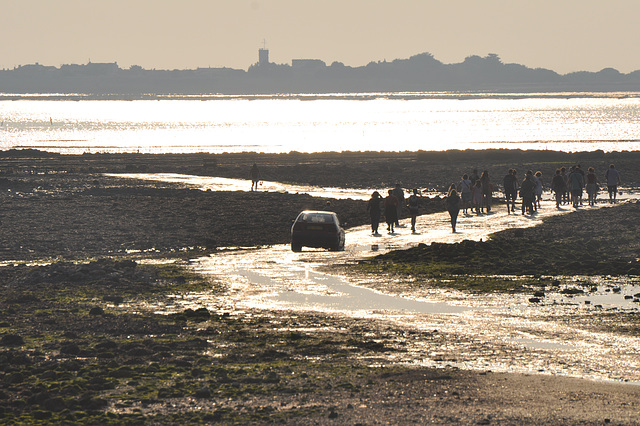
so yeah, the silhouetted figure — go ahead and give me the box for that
[472,180,483,214]
[560,167,569,205]
[520,171,536,215]
[480,170,492,212]
[551,169,566,208]
[444,188,461,233]
[605,164,621,203]
[407,188,420,233]
[575,164,585,205]
[533,171,543,209]
[503,169,518,214]
[470,169,480,185]
[586,167,599,206]
[250,163,261,191]
[459,174,472,215]
[384,189,399,234]
[367,191,383,235]
[568,166,584,208]
[392,183,405,227]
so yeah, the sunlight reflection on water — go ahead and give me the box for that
[3,95,640,153]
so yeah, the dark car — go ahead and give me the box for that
[290,210,345,252]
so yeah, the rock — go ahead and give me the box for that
[194,387,212,399]
[560,287,584,295]
[528,298,541,303]
[103,295,124,305]
[60,343,81,355]
[533,291,545,298]
[89,306,105,316]
[95,340,118,350]
[1,334,24,346]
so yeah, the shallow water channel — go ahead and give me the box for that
[124,173,640,385]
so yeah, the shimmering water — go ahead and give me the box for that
[1,93,640,154]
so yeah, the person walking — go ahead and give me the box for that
[605,164,621,203]
[560,166,569,205]
[520,171,536,215]
[406,188,420,233]
[480,170,492,213]
[551,169,566,208]
[444,188,461,233]
[569,166,584,208]
[503,169,518,214]
[459,174,473,215]
[384,189,399,234]
[472,180,483,214]
[533,171,543,209]
[585,167,599,206]
[250,163,261,191]
[392,183,405,228]
[367,191,383,235]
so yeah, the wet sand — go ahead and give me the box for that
[1,149,640,423]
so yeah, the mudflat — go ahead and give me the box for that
[1,149,639,424]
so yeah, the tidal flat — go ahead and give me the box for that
[1,149,640,424]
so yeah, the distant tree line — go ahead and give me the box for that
[1,53,639,96]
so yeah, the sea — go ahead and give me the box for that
[1,92,639,154]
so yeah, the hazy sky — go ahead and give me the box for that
[2,0,639,74]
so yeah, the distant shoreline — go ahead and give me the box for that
[1,91,640,102]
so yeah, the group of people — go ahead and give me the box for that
[506,164,622,213]
[366,163,622,235]
[459,169,494,215]
[366,183,411,235]
[367,182,463,235]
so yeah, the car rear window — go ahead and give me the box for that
[299,213,334,224]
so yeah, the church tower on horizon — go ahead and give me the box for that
[258,40,269,66]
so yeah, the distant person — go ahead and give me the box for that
[480,170,492,213]
[520,171,536,215]
[534,171,543,209]
[406,188,421,233]
[605,164,621,203]
[575,164,585,205]
[384,189,399,234]
[250,163,261,191]
[367,191,383,235]
[469,169,480,186]
[472,180,483,214]
[560,166,569,205]
[550,168,566,208]
[503,169,518,214]
[585,167,599,206]
[459,174,473,215]
[568,166,584,208]
[392,183,405,227]
[444,188,461,233]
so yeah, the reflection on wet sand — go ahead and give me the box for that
[127,172,640,384]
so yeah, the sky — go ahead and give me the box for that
[2,0,639,74]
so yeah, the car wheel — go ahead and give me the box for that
[291,242,302,252]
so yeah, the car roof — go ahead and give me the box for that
[299,210,335,215]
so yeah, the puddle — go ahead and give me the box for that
[125,172,640,384]
[107,172,441,201]
[240,268,472,314]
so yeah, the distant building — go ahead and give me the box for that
[258,48,269,66]
[61,61,120,75]
[292,59,326,69]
